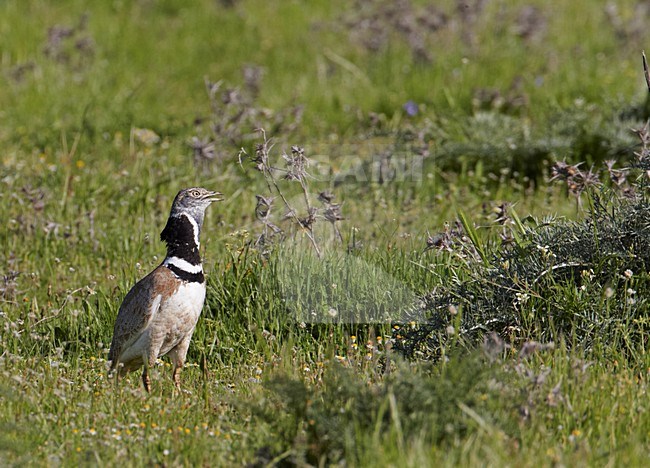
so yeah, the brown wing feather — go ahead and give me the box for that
[108,266,179,367]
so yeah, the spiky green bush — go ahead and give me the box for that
[398,128,650,360]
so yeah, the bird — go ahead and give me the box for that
[108,187,223,392]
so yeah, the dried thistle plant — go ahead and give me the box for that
[189,137,217,168]
[631,121,650,180]
[341,0,450,63]
[550,160,601,208]
[605,2,650,44]
[190,72,303,169]
[548,120,650,202]
[424,222,462,254]
[239,130,345,258]
[42,13,95,69]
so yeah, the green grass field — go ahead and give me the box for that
[3,0,650,465]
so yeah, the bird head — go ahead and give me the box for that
[169,187,223,229]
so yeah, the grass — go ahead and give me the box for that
[3,0,650,465]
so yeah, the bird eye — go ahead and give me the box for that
[189,189,201,198]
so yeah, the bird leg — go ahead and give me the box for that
[142,367,152,393]
[168,344,188,391]
[172,364,182,390]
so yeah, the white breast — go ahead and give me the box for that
[164,281,206,318]
[154,281,206,356]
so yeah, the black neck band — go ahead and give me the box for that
[165,264,205,283]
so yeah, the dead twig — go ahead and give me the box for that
[641,50,650,92]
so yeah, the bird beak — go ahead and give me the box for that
[205,191,224,203]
